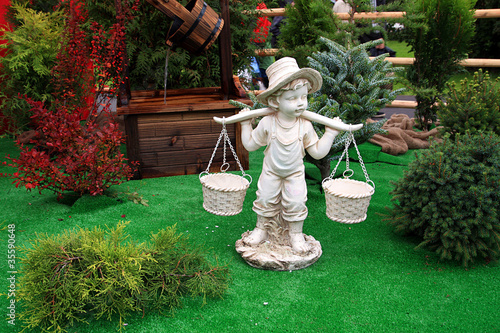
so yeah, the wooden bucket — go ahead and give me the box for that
[147,0,224,55]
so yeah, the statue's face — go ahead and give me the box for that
[276,85,308,120]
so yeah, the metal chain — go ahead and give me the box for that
[204,119,226,173]
[226,132,246,175]
[329,133,352,179]
[203,118,250,179]
[351,133,372,184]
[345,134,351,175]
[326,130,373,188]
[222,124,228,171]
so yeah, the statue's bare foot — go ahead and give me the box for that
[290,232,310,253]
[243,227,268,246]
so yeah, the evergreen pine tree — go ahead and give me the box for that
[437,69,500,139]
[306,36,404,180]
[402,0,476,130]
[277,0,345,67]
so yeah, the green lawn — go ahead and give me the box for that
[385,40,414,58]
[1,137,498,333]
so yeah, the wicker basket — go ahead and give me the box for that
[322,178,374,224]
[200,173,250,216]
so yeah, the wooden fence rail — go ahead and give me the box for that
[249,8,500,19]
[251,8,499,108]
[255,49,500,68]
[386,57,500,67]
[254,8,500,68]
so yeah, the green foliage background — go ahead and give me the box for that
[84,0,263,90]
[0,4,64,132]
[4,0,263,92]
[277,0,344,67]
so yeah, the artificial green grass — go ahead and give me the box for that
[1,137,499,333]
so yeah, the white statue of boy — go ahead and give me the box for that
[239,57,340,253]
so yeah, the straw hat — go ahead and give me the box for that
[257,57,323,105]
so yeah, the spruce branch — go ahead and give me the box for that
[305,37,404,179]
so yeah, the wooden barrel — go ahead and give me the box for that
[147,0,224,55]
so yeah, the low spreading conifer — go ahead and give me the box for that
[19,222,230,332]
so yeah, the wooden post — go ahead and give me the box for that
[146,0,192,21]
[115,0,131,106]
[219,0,233,100]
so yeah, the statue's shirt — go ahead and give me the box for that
[250,114,319,221]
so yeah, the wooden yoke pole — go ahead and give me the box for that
[213,108,364,132]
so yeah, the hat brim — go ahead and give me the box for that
[256,68,323,105]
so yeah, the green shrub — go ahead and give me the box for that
[19,222,230,332]
[385,133,500,267]
[437,69,500,139]
[0,4,63,133]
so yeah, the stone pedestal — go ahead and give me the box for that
[235,232,322,271]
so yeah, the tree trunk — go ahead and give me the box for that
[306,154,331,181]
[317,158,331,181]
[415,92,438,131]
[114,0,131,107]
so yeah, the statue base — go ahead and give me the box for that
[235,231,322,271]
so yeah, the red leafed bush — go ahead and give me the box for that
[51,0,94,118]
[5,98,135,198]
[1,0,139,198]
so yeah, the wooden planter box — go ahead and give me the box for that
[117,88,250,179]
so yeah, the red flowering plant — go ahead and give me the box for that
[1,0,138,199]
[51,0,94,118]
[6,98,135,198]
[88,0,139,115]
